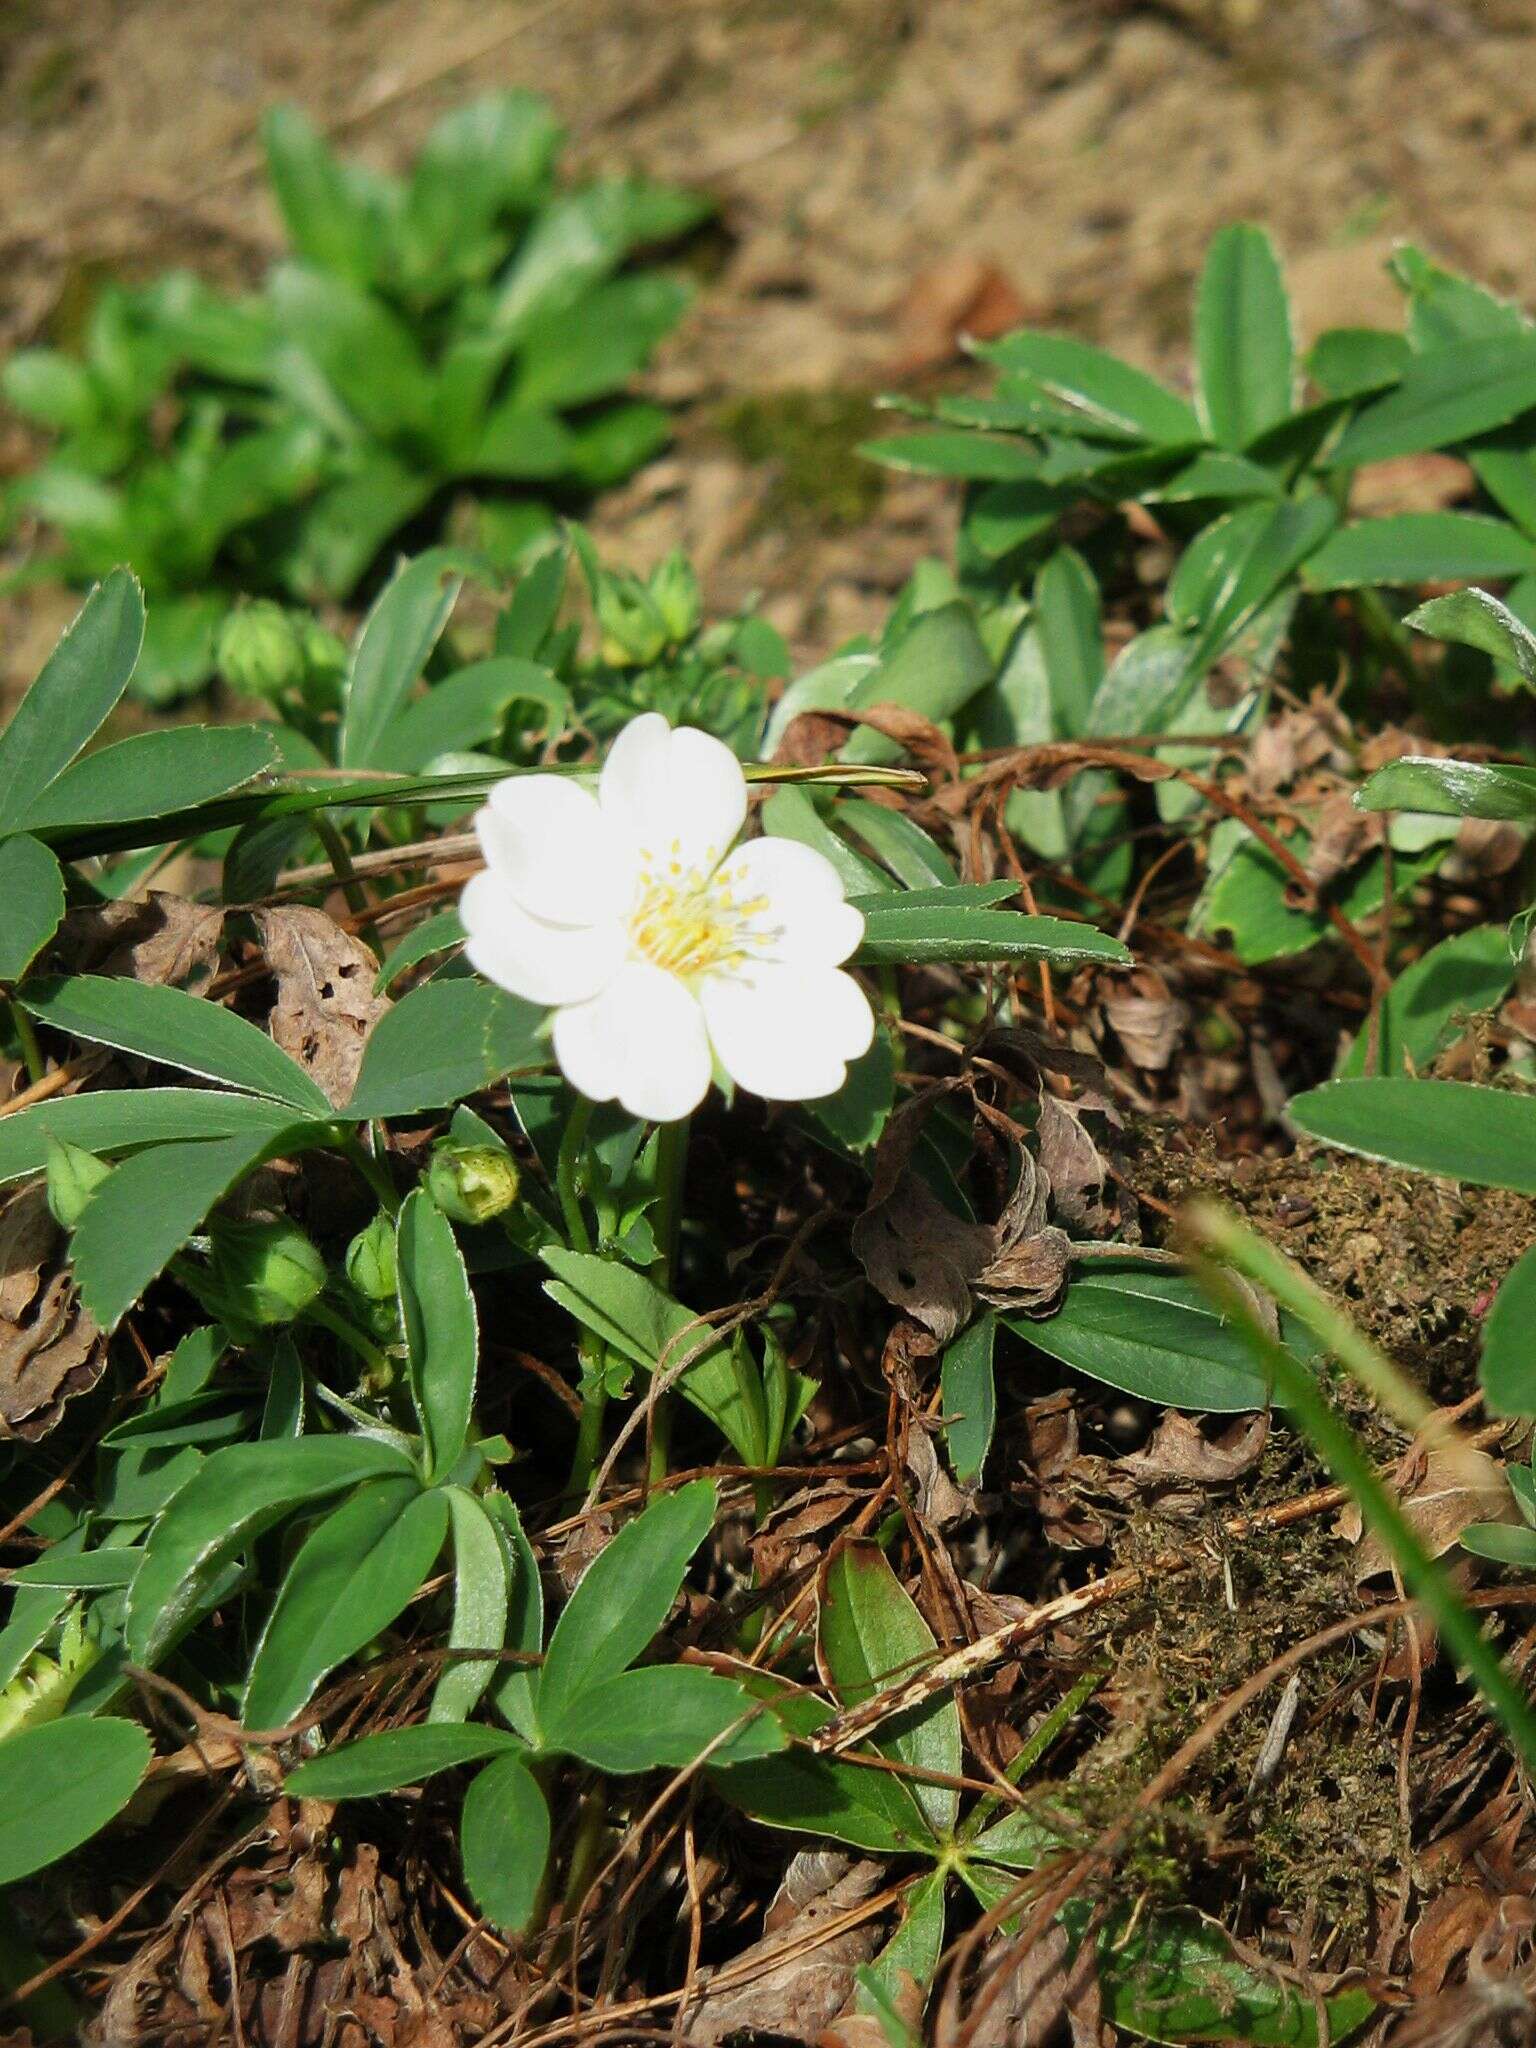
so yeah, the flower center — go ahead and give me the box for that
[628,846,768,983]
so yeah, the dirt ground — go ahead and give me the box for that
[1,0,1534,679]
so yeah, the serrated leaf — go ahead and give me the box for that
[0,1088,298,1190]
[344,977,544,1119]
[1303,514,1536,591]
[460,1752,550,1932]
[19,725,278,833]
[1406,585,1536,686]
[1329,333,1536,468]
[548,1664,786,1772]
[852,901,1128,967]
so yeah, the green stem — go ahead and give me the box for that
[304,1298,392,1389]
[556,1095,594,1255]
[315,816,383,953]
[345,1128,400,1216]
[567,1357,608,1495]
[6,999,44,1087]
[646,1114,690,1486]
[1189,1203,1536,1773]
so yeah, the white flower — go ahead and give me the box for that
[460,713,875,1122]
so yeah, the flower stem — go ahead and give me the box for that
[304,1298,393,1390]
[6,999,44,1088]
[346,1127,399,1216]
[556,1095,594,1255]
[645,1114,690,1485]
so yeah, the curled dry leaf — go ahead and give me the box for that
[1338,1418,1515,1584]
[256,907,389,1110]
[853,1090,1071,1342]
[681,1856,888,2047]
[1117,1410,1269,1488]
[1100,967,1189,1073]
[55,891,223,988]
[0,1185,105,1440]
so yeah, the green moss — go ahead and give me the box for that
[715,389,885,531]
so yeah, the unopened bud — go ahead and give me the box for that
[427,1142,520,1226]
[595,573,669,669]
[345,1212,397,1301]
[44,1138,111,1230]
[216,600,305,703]
[649,550,701,644]
[203,1217,326,1329]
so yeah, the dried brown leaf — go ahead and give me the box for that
[0,1186,105,1439]
[682,1857,887,2046]
[257,907,388,1110]
[1117,1410,1269,1486]
[1339,1425,1514,1582]
[55,891,223,988]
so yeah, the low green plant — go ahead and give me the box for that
[3,94,708,700]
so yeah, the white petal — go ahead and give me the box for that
[553,961,712,1122]
[476,776,634,925]
[598,713,747,876]
[702,964,875,1102]
[461,872,626,1005]
[716,835,864,967]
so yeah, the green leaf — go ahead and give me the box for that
[1307,327,1409,400]
[976,331,1201,443]
[372,657,570,772]
[1470,434,1536,538]
[547,1664,786,1772]
[69,1126,307,1330]
[460,1752,550,1932]
[542,1251,772,1464]
[821,1543,960,1838]
[863,430,1041,480]
[862,1869,947,2017]
[1175,498,1337,676]
[397,1189,478,1483]
[0,570,145,833]
[284,458,437,603]
[1288,1076,1536,1192]
[1481,1242,1536,1415]
[1338,925,1516,1078]
[375,908,465,993]
[1035,545,1103,736]
[842,602,995,767]
[429,1488,511,1724]
[20,976,331,1114]
[762,787,889,897]
[0,1719,152,1883]
[262,105,391,288]
[709,1680,935,1852]
[0,1087,298,1190]
[244,1480,446,1729]
[536,1478,716,1736]
[803,1030,896,1155]
[853,900,1129,967]
[836,799,957,887]
[941,1312,996,1487]
[18,725,278,833]
[0,835,64,983]
[344,978,544,1119]
[7,1549,142,1589]
[1329,333,1536,468]
[1395,243,1527,351]
[400,93,563,291]
[514,273,690,411]
[1092,1907,1375,2047]
[1302,514,1536,591]
[1195,224,1294,450]
[287,1722,523,1798]
[1013,1263,1273,1411]
[486,1490,544,1741]
[269,262,431,442]
[1461,1521,1536,1565]
[1357,754,1536,821]
[340,550,467,770]
[126,1435,416,1664]
[1405,584,1536,685]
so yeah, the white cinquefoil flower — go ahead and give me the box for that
[460,713,875,1122]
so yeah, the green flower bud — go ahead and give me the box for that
[427,1142,520,1226]
[44,1138,111,1230]
[216,600,306,703]
[595,573,669,669]
[345,1212,398,1302]
[649,549,702,644]
[203,1216,326,1330]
